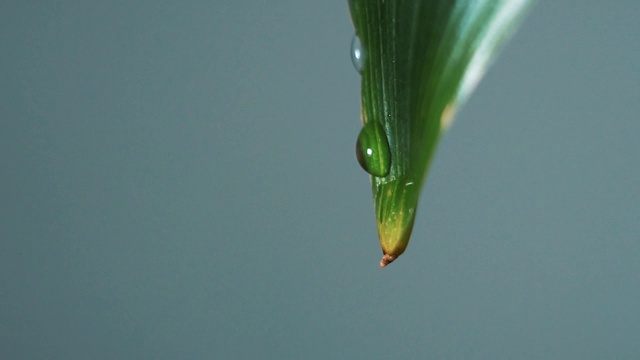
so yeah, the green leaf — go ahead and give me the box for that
[348,0,535,267]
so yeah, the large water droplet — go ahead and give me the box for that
[350,34,365,73]
[356,121,391,177]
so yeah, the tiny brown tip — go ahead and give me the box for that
[379,254,395,268]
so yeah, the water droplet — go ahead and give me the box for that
[356,121,391,177]
[350,34,365,73]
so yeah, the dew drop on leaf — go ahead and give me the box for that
[350,34,365,73]
[356,121,391,177]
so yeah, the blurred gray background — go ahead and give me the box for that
[2,1,639,358]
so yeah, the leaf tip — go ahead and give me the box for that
[379,254,396,268]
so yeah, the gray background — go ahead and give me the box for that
[2,1,639,359]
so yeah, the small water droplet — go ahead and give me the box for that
[356,121,391,177]
[350,34,365,73]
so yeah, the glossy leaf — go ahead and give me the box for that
[348,0,535,267]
